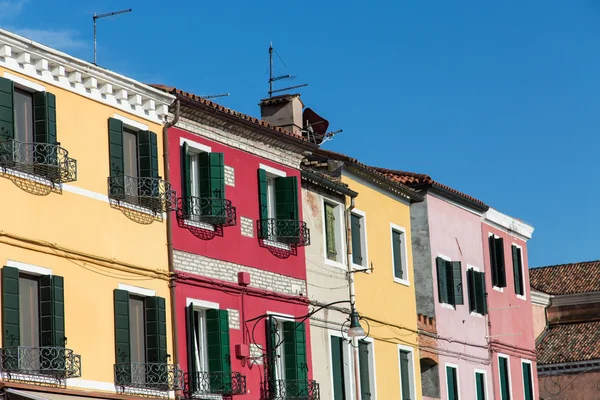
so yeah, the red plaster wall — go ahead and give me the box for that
[538,371,600,400]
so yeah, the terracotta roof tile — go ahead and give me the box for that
[530,261,600,295]
[537,321,600,365]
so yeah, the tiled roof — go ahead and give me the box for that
[150,85,310,143]
[530,261,600,295]
[537,321,600,365]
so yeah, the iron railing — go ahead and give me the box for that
[0,139,77,183]
[263,379,320,400]
[257,219,310,247]
[108,175,176,213]
[179,196,237,226]
[184,371,246,397]
[0,346,81,378]
[114,362,183,392]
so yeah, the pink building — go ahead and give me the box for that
[482,208,536,400]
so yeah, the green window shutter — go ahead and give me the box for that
[452,262,463,305]
[436,258,449,304]
[275,176,299,221]
[499,357,511,400]
[475,272,488,315]
[399,350,411,400]
[39,275,65,347]
[325,203,337,261]
[467,269,476,313]
[446,366,457,400]
[522,362,533,400]
[495,237,506,287]
[198,152,226,221]
[512,246,524,296]
[358,340,371,400]
[206,309,232,392]
[182,143,192,215]
[258,169,269,221]
[351,214,363,266]
[145,296,167,363]
[392,230,403,279]
[108,118,124,177]
[186,304,198,393]
[330,335,345,400]
[266,317,277,382]
[476,372,486,400]
[445,261,455,306]
[33,91,57,145]
[113,289,131,363]
[283,321,308,397]
[2,266,20,348]
[138,130,159,179]
[0,77,14,141]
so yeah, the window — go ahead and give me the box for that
[14,88,34,145]
[512,245,525,297]
[19,274,39,348]
[498,355,512,400]
[489,235,506,288]
[351,211,368,269]
[391,225,409,284]
[521,360,534,400]
[258,168,301,244]
[475,371,487,400]
[324,201,344,265]
[467,268,487,315]
[436,257,463,307]
[398,346,415,400]
[123,129,138,197]
[445,365,459,400]
[358,340,375,400]
[330,334,352,400]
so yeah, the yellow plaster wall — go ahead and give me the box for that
[342,174,422,400]
[0,66,171,387]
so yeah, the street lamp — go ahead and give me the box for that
[347,304,366,338]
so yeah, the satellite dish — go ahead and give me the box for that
[303,108,329,144]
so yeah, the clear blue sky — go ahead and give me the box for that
[2,0,599,268]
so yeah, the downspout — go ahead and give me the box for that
[162,99,180,393]
[344,195,360,399]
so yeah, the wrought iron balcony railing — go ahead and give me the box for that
[263,379,320,400]
[179,196,237,226]
[108,175,176,213]
[257,219,310,247]
[0,139,77,183]
[0,346,81,379]
[114,362,183,392]
[184,371,246,397]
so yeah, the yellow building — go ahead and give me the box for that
[0,29,175,399]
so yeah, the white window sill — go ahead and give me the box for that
[516,294,527,301]
[470,311,484,318]
[263,239,291,251]
[440,303,456,310]
[493,286,504,292]
[184,219,215,231]
[393,277,410,287]
[325,258,347,270]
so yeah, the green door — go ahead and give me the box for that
[358,340,371,400]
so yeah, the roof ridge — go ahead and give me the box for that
[532,260,600,270]
[371,166,432,180]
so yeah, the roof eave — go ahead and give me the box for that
[345,162,424,203]
[430,183,489,212]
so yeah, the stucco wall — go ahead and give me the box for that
[532,303,548,340]
[410,198,435,317]
[538,371,600,400]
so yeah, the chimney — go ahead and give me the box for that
[259,94,304,135]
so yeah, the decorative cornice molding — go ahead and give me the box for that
[0,28,174,124]
[530,289,551,306]
[484,207,534,240]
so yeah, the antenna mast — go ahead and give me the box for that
[268,42,307,97]
[93,8,132,65]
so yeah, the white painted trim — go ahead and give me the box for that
[437,253,452,262]
[180,137,212,153]
[259,163,286,177]
[186,297,219,310]
[4,71,45,91]
[350,208,369,270]
[441,303,456,310]
[184,219,215,231]
[521,358,535,400]
[266,311,295,321]
[118,283,156,297]
[530,290,551,306]
[112,113,149,131]
[512,242,527,301]
[498,353,513,400]
[5,260,51,275]
[445,363,461,400]
[484,207,534,240]
[467,265,484,317]
[263,239,291,251]
[390,223,410,286]
[65,378,118,392]
[467,264,481,272]
[493,286,505,293]
[322,197,347,268]
[397,344,417,400]
[473,369,489,400]
[328,329,356,400]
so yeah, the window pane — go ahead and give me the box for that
[19,275,39,347]
[193,310,209,372]
[129,296,145,364]
[190,154,200,198]
[123,129,138,177]
[393,230,404,279]
[499,357,511,400]
[351,214,363,266]
[325,203,337,261]
[14,89,33,144]
[275,321,286,380]
[267,178,276,219]
[522,362,533,400]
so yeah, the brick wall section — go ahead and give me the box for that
[250,344,263,365]
[240,216,254,238]
[417,313,439,363]
[174,249,307,296]
[225,165,235,186]
[227,308,240,330]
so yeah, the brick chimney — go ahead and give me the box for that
[259,94,304,135]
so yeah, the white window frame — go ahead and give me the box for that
[259,167,292,250]
[397,344,416,400]
[186,298,220,381]
[444,363,460,400]
[180,140,214,231]
[521,359,535,400]
[118,283,156,297]
[473,369,489,400]
[350,208,369,271]
[357,336,378,400]
[436,254,455,310]
[390,223,410,286]
[488,233,505,292]
[267,312,295,382]
[322,197,346,269]
[4,72,46,92]
[6,260,51,276]
[498,353,513,400]
[328,330,355,400]
[512,243,527,301]
[467,265,484,318]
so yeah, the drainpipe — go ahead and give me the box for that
[162,99,180,392]
[344,195,360,399]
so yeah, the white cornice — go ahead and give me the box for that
[530,289,551,306]
[484,207,534,240]
[0,28,174,124]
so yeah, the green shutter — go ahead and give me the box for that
[436,258,449,304]
[113,289,131,363]
[258,169,269,237]
[108,118,124,177]
[33,91,57,145]
[351,214,363,266]
[0,77,14,141]
[186,304,198,392]
[325,203,337,260]
[284,321,308,397]
[392,230,403,279]
[358,340,371,400]
[182,143,192,215]
[275,176,299,221]
[399,350,411,400]
[475,272,488,315]
[266,317,277,382]
[206,309,232,392]
[452,262,463,305]
[2,266,20,347]
[146,296,167,363]
[499,357,511,400]
[476,372,486,400]
[512,246,524,296]
[198,152,226,222]
[40,275,65,346]
[138,130,159,179]
[330,336,345,400]
[446,261,455,305]
[495,237,506,287]
[523,362,533,400]
[467,269,476,313]
[489,236,499,287]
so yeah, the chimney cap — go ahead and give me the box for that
[258,93,303,107]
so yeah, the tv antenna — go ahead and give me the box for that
[268,43,307,97]
[93,8,132,65]
[203,93,230,99]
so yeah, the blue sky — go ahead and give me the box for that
[2,0,600,268]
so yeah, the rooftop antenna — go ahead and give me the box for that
[268,42,307,97]
[93,8,132,65]
[203,93,230,99]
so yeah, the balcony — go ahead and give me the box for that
[108,175,176,214]
[184,371,246,397]
[0,139,77,183]
[257,219,310,247]
[114,362,183,393]
[178,196,237,227]
[263,379,320,400]
[0,346,81,379]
